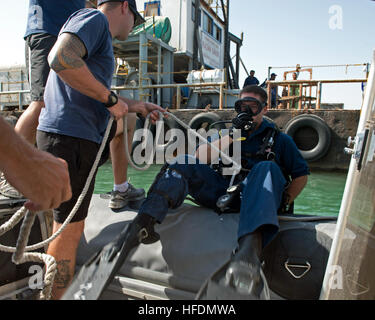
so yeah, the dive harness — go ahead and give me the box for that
[216,125,286,214]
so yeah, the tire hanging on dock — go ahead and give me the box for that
[284,114,331,162]
[188,112,227,131]
[131,114,184,155]
[188,112,227,148]
[131,116,148,154]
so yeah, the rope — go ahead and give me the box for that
[11,210,57,300]
[0,206,27,237]
[124,111,242,179]
[123,115,154,171]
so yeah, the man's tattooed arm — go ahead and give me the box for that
[46,32,110,104]
[48,33,87,73]
[54,259,72,290]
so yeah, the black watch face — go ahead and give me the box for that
[109,92,118,105]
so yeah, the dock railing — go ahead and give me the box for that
[0,81,228,111]
[112,81,227,110]
[1,78,368,112]
[0,89,30,111]
[266,78,367,110]
[112,66,228,110]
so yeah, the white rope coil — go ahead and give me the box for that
[11,210,57,300]
[0,206,27,237]
[125,111,242,175]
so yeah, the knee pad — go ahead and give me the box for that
[151,167,189,209]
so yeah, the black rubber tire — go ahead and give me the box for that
[154,115,185,152]
[132,114,185,154]
[131,116,145,154]
[188,112,227,148]
[163,116,184,133]
[131,116,156,154]
[284,114,331,162]
[188,112,227,131]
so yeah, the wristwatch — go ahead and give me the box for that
[104,91,118,108]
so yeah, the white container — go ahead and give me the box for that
[136,0,225,69]
[186,68,224,84]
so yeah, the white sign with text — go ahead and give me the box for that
[201,32,222,69]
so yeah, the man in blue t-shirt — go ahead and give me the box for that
[36,0,162,299]
[0,0,85,199]
[243,70,260,88]
[1,0,146,213]
[132,85,309,297]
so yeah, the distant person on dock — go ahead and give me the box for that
[243,70,260,87]
[35,0,163,299]
[0,116,71,211]
[128,85,309,298]
[0,0,145,213]
[260,73,278,108]
[289,72,300,109]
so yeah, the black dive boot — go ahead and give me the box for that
[196,232,270,300]
[224,233,265,298]
[62,213,159,300]
[129,213,160,245]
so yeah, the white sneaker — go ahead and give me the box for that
[0,172,24,199]
[109,184,145,209]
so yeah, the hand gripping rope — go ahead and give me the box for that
[0,116,115,300]
[0,111,242,300]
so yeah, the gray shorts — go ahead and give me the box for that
[25,33,57,101]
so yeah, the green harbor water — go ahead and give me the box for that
[94,163,348,217]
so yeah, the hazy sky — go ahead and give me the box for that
[0,0,374,108]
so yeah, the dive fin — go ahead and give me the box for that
[61,224,137,300]
[62,214,159,300]
[195,259,270,300]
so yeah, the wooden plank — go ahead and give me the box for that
[279,96,316,101]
